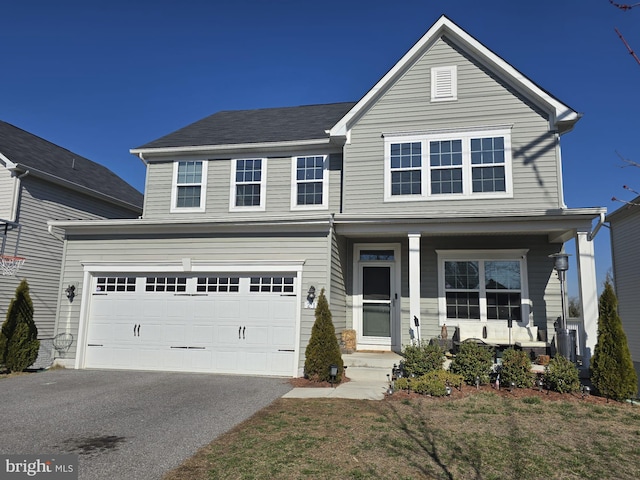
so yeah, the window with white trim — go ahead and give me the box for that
[291,155,328,209]
[384,128,512,201]
[431,66,457,102]
[438,250,528,324]
[249,276,295,293]
[171,160,207,212]
[231,158,266,210]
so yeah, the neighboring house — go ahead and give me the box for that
[0,121,143,364]
[50,15,604,377]
[607,197,640,390]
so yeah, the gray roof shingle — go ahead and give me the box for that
[0,121,143,209]
[136,102,357,149]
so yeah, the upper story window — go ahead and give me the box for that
[291,155,328,210]
[384,127,512,202]
[431,66,457,102]
[230,158,266,211]
[171,160,208,212]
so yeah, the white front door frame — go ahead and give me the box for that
[353,243,401,351]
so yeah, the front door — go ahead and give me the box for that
[355,245,400,350]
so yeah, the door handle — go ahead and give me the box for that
[239,326,242,339]
[136,324,141,336]
[242,326,246,340]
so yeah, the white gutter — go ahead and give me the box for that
[10,170,29,222]
[588,212,606,241]
[47,223,65,242]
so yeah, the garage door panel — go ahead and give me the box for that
[85,272,298,376]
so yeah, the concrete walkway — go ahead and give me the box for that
[283,351,402,400]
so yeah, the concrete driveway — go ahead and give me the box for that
[0,369,292,479]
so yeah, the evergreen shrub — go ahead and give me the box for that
[544,355,580,393]
[499,348,535,388]
[401,341,445,377]
[303,288,344,383]
[449,341,494,385]
[590,280,637,401]
[0,279,39,372]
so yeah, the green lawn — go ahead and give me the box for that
[164,391,640,480]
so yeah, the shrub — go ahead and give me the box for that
[394,377,410,391]
[0,279,40,372]
[411,370,464,397]
[590,280,637,401]
[499,348,535,388]
[303,288,344,383]
[544,355,580,393]
[401,341,445,377]
[450,341,494,385]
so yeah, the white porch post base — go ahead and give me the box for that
[408,233,421,343]
[576,231,598,368]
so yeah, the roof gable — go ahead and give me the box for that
[0,121,143,210]
[329,15,580,139]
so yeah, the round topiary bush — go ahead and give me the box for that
[449,341,494,385]
[499,348,535,388]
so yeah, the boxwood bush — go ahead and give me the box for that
[400,341,445,377]
[499,348,535,388]
[449,341,494,385]
[544,354,580,393]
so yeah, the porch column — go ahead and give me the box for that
[408,233,421,343]
[576,231,598,368]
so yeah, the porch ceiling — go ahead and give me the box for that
[333,208,606,244]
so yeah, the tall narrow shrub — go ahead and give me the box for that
[590,280,637,401]
[0,279,40,372]
[304,288,344,382]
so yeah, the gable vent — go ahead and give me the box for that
[431,66,457,102]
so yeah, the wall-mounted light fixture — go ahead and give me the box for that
[306,285,317,309]
[65,284,76,302]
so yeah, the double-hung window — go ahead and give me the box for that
[230,158,266,211]
[171,160,207,212]
[437,250,529,324]
[291,155,328,209]
[384,127,512,201]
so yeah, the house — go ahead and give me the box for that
[0,121,143,365]
[49,15,604,377]
[607,197,640,390]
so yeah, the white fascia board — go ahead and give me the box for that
[130,138,334,159]
[329,15,579,138]
[0,151,17,169]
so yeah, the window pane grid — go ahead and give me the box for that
[235,159,262,207]
[96,277,136,292]
[297,182,323,205]
[196,277,239,292]
[472,166,505,193]
[145,277,187,292]
[471,137,505,165]
[390,142,422,196]
[430,140,462,166]
[249,276,295,293]
[177,161,202,184]
[176,186,201,208]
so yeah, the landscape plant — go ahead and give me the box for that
[499,348,535,388]
[400,341,445,377]
[303,288,343,382]
[0,279,39,372]
[544,354,580,394]
[449,341,494,385]
[590,280,637,401]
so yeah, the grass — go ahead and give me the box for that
[164,392,640,480]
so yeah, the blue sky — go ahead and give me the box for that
[1,0,638,297]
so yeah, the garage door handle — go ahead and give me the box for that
[242,326,246,339]
[87,344,103,347]
[133,324,140,336]
[278,349,294,352]
[238,326,242,339]
[170,346,188,349]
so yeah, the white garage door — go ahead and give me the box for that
[84,273,298,376]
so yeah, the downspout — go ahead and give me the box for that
[588,212,606,241]
[10,169,29,222]
[47,223,65,242]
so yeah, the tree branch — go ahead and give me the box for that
[609,1,640,10]
[615,28,640,66]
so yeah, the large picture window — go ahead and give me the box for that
[171,160,208,212]
[384,127,512,201]
[438,250,528,324]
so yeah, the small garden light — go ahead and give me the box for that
[538,378,544,392]
[581,385,591,399]
[510,381,516,392]
[475,375,480,390]
[445,385,452,396]
[329,364,338,388]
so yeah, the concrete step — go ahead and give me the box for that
[342,352,403,382]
